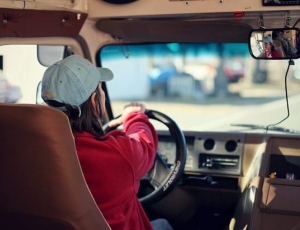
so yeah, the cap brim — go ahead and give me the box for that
[258,39,272,44]
[97,67,114,82]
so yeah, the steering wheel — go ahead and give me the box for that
[104,109,187,206]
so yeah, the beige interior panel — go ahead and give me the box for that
[269,137,300,156]
[257,213,300,230]
[261,178,300,215]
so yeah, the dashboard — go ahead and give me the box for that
[157,130,300,195]
[157,131,245,176]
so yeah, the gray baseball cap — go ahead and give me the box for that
[261,36,273,44]
[41,54,113,112]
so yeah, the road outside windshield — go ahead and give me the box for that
[99,43,300,133]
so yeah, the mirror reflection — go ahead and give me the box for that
[249,28,300,59]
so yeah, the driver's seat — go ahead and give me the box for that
[0,103,111,230]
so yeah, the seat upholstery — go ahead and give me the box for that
[273,39,286,57]
[0,103,111,230]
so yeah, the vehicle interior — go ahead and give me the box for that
[1,0,300,230]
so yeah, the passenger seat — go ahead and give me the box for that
[273,40,286,57]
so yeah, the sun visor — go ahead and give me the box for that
[96,19,252,43]
[0,8,87,38]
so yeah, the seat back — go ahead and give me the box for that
[0,103,111,230]
[273,39,286,57]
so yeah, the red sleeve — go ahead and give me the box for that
[272,50,282,58]
[121,112,158,179]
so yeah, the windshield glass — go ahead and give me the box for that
[99,42,300,133]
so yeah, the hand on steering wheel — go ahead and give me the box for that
[107,102,146,127]
[104,109,187,206]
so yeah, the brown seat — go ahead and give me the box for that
[273,39,286,57]
[0,103,111,230]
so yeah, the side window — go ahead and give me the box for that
[36,81,45,105]
[0,44,70,104]
[0,45,47,104]
[0,55,22,103]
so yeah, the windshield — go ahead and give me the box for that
[99,42,300,133]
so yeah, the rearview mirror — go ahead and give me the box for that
[249,28,299,59]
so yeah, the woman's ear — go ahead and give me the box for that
[91,92,97,112]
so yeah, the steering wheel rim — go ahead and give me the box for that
[104,109,186,206]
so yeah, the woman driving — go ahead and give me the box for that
[41,55,173,230]
[259,36,281,58]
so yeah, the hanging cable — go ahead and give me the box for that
[116,37,130,59]
[265,59,294,133]
[259,15,265,29]
[285,11,291,28]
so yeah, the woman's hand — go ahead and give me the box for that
[108,102,146,127]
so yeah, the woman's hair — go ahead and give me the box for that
[271,43,276,52]
[45,86,105,139]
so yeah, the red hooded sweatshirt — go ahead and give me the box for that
[75,112,158,230]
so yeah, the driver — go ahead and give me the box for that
[41,54,173,230]
[259,35,281,58]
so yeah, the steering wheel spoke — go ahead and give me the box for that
[148,154,172,187]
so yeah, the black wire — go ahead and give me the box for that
[264,17,299,133]
[292,18,300,28]
[265,60,292,133]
